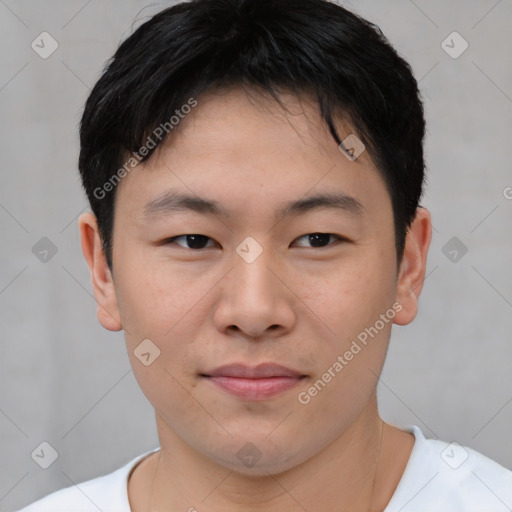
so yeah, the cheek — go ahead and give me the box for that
[113,253,207,337]
[298,254,393,327]
[117,273,207,415]
[113,256,220,386]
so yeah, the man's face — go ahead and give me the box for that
[105,86,405,474]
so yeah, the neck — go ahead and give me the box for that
[132,397,406,512]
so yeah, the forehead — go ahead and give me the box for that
[163,85,362,160]
[115,85,391,223]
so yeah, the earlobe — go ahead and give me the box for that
[78,212,123,331]
[393,207,432,326]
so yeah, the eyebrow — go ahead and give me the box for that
[143,190,365,221]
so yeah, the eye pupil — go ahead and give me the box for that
[309,233,330,247]
[169,233,340,250]
[186,234,209,249]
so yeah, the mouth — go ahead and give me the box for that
[200,363,307,401]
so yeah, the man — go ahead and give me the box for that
[18,0,512,510]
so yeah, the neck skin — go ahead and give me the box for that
[128,395,415,512]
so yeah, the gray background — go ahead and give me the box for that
[1,0,511,510]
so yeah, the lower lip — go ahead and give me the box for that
[205,375,304,400]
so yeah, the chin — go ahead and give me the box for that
[205,434,315,477]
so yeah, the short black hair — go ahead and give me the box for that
[79,0,426,270]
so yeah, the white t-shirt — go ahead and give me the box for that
[16,426,512,511]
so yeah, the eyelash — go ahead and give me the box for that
[161,233,347,250]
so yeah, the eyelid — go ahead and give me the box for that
[160,234,218,249]
[291,233,347,248]
[159,233,348,250]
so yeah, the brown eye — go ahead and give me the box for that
[165,234,216,249]
[292,233,344,248]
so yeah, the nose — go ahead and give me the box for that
[213,244,297,340]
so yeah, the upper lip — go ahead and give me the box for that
[204,363,305,379]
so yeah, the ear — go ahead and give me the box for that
[393,207,432,326]
[78,212,123,331]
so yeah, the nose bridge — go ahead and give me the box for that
[212,235,292,338]
[232,235,277,303]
